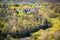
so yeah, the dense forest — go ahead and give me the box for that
[0,0,60,40]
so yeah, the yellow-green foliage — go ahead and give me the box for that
[30,3,60,40]
[0,1,60,40]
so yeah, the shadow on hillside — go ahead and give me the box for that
[10,19,52,38]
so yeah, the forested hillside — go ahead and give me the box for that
[0,0,60,40]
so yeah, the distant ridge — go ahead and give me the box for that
[16,0,60,2]
[0,0,60,4]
